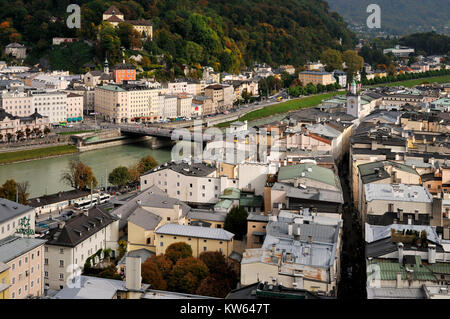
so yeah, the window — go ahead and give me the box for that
[44,258,48,265]
[146,238,151,244]
[25,257,28,263]
[204,240,207,243]
[190,184,193,188]
[59,273,64,280]
[203,247,207,251]
[18,260,21,267]
[59,260,64,268]
[11,263,15,271]
[44,271,48,278]
[18,288,21,296]
[59,248,64,254]
[160,242,163,247]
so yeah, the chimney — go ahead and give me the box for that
[288,223,293,236]
[396,272,402,289]
[125,256,142,293]
[271,243,276,254]
[137,200,142,206]
[428,244,436,264]
[398,242,404,264]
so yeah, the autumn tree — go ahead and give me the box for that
[141,259,167,290]
[146,255,173,279]
[61,159,98,190]
[165,242,193,264]
[137,155,158,175]
[108,166,130,188]
[167,257,209,294]
[343,50,364,80]
[128,164,141,184]
[321,49,343,72]
[197,251,238,297]
[224,206,248,240]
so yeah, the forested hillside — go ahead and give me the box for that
[327,0,450,36]
[0,0,356,76]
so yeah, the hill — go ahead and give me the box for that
[0,0,356,75]
[326,0,450,36]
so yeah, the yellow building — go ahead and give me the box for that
[154,224,234,257]
[0,262,10,299]
[298,71,336,86]
[185,209,227,229]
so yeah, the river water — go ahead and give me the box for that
[0,142,172,198]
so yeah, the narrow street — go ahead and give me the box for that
[337,153,367,299]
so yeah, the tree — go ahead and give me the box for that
[141,259,168,290]
[17,181,30,205]
[61,159,98,190]
[0,179,18,201]
[108,166,130,188]
[6,133,13,143]
[16,130,24,140]
[43,126,51,136]
[97,265,122,280]
[128,164,141,184]
[167,257,209,294]
[224,206,248,240]
[146,255,173,279]
[198,251,238,295]
[321,49,343,72]
[343,50,364,80]
[165,242,193,264]
[25,128,32,139]
[137,155,158,175]
[196,274,232,298]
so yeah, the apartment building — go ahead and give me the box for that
[192,95,214,115]
[241,210,343,297]
[140,161,238,204]
[154,223,234,257]
[66,93,83,122]
[112,62,136,84]
[43,207,119,290]
[31,91,67,124]
[0,236,46,299]
[159,94,177,119]
[362,184,433,226]
[94,84,160,123]
[204,84,234,112]
[0,198,36,240]
[298,71,336,86]
[176,93,193,118]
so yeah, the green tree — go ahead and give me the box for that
[343,50,364,80]
[0,179,18,201]
[321,49,343,72]
[108,166,130,188]
[165,242,193,264]
[224,206,248,240]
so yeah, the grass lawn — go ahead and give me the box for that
[57,130,99,136]
[382,74,450,88]
[0,145,78,164]
[217,91,346,128]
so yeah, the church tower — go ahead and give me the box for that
[346,80,361,118]
[104,56,109,74]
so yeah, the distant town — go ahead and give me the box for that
[0,3,450,303]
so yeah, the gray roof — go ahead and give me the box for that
[54,275,149,299]
[127,208,162,230]
[367,287,426,299]
[247,213,269,222]
[272,182,344,204]
[0,236,46,263]
[0,197,34,224]
[187,209,227,222]
[365,223,440,244]
[364,184,433,203]
[117,248,155,266]
[155,224,234,241]
[112,185,190,230]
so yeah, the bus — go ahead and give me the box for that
[74,198,96,210]
[98,194,111,205]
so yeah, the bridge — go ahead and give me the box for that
[119,125,222,143]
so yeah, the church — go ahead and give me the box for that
[102,5,153,40]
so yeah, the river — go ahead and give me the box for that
[0,142,172,198]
